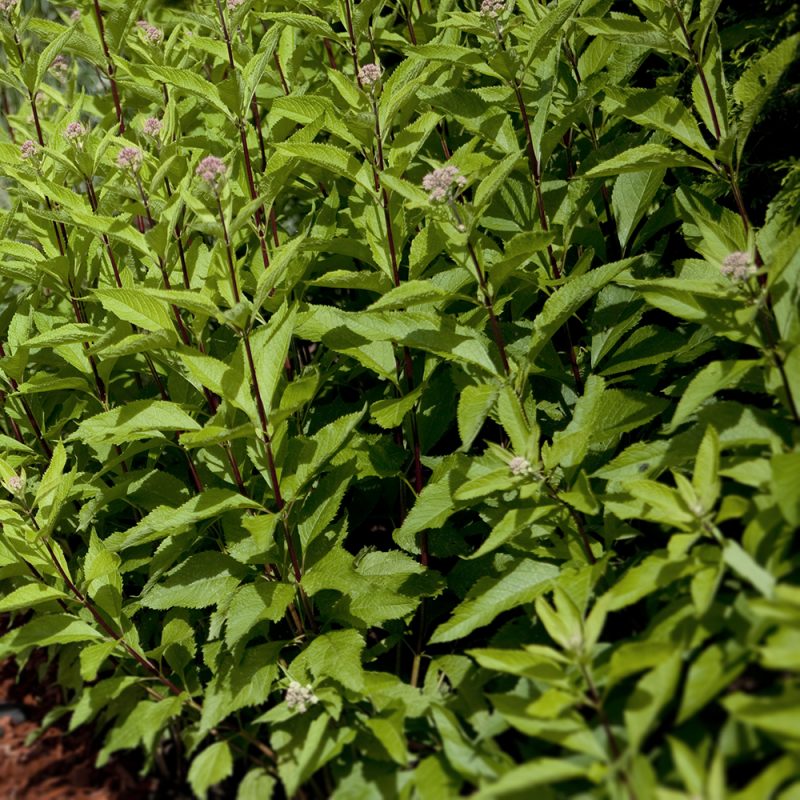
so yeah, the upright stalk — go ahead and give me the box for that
[90,0,124,131]
[668,1,799,424]
[213,189,313,630]
[214,0,275,267]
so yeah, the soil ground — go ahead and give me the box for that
[0,654,161,800]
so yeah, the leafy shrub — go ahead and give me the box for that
[0,0,798,797]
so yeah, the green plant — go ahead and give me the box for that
[0,0,798,797]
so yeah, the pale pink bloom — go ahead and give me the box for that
[285,681,318,714]
[117,146,143,172]
[64,121,86,142]
[50,55,70,81]
[358,63,381,87]
[480,0,505,17]
[6,475,24,494]
[227,0,245,8]
[20,139,39,159]
[70,9,80,21]
[509,456,531,476]
[720,251,756,282]
[142,117,163,138]
[196,155,227,187]
[422,165,467,202]
[137,20,163,44]
[0,0,18,16]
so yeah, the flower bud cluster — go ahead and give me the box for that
[196,155,227,188]
[480,0,505,18]
[358,63,382,88]
[285,681,319,714]
[50,55,70,82]
[20,139,39,160]
[509,456,533,477]
[64,121,86,145]
[142,117,163,139]
[422,165,467,202]
[720,251,756,283]
[227,0,245,9]
[0,0,18,17]
[5,474,24,494]
[117,146,143,173]
[136,19,163,45]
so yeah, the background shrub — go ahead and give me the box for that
[0,0,798,797]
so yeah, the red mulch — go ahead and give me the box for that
[0,655,162,800]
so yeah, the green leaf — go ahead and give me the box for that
[70,401,200,446]
[733,34,800,163]
[624,650,683,751]
[188,741,234,800]
[104,489,261,551]
[0,583,69,612]
[529,259,638,360]
[612,168,666,253]
[0,615,103,658]
[457,383,499,450]
[34,25,75,91]
[472,758,588,798]
[584,144,714,177]
[225,581,296,648]
[430,559,559,644]
[141,552,248,609]
[93,288,175,334]
[290,629,365,692]
[145,66,232,118]
[275,143,372,192]
[772,452,800,527]
[668,360,758,432]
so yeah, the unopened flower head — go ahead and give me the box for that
[358,62,382,88]
[422,165,467,202]
[480,0,505,18]
[64,121,86,145]
[720,251,756,283]
[70,8,80,21]
[20,139,39,160]
[117,145,143,173]
[509,456,532,476]
[0,0,18,16]
[142,117,163,139]
[5,474,24,494]
[50,55,70,81]
[136,20,163,45]
[196,155,227,189]
[227,0,245,9]
[285,681,319,714]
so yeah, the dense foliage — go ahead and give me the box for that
[0,0,798,797]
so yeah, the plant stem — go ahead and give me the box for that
[90,0,124,132]
[0,342,52,458]
[579,662,639,800]
[669,2,799,424]
[511,83,584,392]
[215,192,312,629]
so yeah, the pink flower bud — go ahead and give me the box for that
[196,155,227,188]
[20,139,39,160]
[64,121,86,143]
[117,146,143,172]
[142,117,163,138]
[358,63,382,87]
[422,165,467,202]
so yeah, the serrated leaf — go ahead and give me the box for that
[70,400,200,446]
[141,552,248,610]
[188,741,234,800]
[430,559,558,644]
